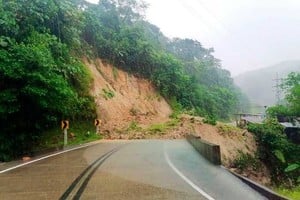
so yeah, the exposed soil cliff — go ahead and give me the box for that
[84,58,172,133]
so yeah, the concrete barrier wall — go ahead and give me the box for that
[186,134,221,165]
[187,134,289,200]
[228,170,290,200]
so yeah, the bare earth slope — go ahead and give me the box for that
[84,58,172,132]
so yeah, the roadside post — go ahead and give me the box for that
[94,119,101,134]
[61,120,69,146]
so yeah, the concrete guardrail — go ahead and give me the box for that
[186,134,221,165]
[186,134,289,200]
[228,170,290,200]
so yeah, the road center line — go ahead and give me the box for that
[164,146,215,200]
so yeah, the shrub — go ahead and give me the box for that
[217,124,241,135]
[233,151,260,171]
[203,115,217,125]
[248,119,300,185]
[102,88,115,100]
[127,121,142,132]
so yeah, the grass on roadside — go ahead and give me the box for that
[275,186,300,200]
[147,118,179,134]
[37,121,101,151]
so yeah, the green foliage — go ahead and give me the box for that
[267,105,291,118]
[262,72,300,186]
[285,163,300,173]
[0,1,96,161]
[233,151,260,171]
[38,121,101,150]
[248,119,300,185]
[281,72,300,116]
[267,72,300,118]
[169,97,183,118]
[203,115,217,126]
[147,123,167,134]
[276,186,300,200]
[102,88,115,100]
[217,124,241,135]
[165,118,180,127]
[112,67,118,80]
[274,150,286,163]
[127,121,142,132]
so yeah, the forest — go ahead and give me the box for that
[0,0,246,160]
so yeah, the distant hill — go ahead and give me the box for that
[234,60,300,110]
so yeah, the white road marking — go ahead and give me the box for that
[0,143,94,174]
[164,146,215,200]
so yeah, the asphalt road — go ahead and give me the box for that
[0,140,266,200]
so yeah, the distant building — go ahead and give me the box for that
[277,116,300,144]
[235,113,265,127]
[235,113,300,144]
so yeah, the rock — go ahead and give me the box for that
[242,130,247,136]
[22,156,31,161]
[70,132,75,138]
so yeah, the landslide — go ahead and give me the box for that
[84,58,172,133]
[84,58,270,186]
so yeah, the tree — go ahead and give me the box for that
[267,72,300,117]
[282,72,300,115]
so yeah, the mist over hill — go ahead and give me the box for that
[234,60,300,111]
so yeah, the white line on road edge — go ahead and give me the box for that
[164,146,215,200]
[0,143,94,174]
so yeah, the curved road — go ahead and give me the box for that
[0,140,266,200]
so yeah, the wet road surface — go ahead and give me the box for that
[0,140,266,200]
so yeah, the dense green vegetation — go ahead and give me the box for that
[248,72,300,193]
[248,119,300,186]
[0,0,246,161]
[267,72,300,117]
[0,0,96,161]
[275,186,300,200]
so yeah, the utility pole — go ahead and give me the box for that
[273,73,282,105]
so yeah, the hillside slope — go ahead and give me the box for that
[84,58,172,132]
[234,60,300,109]
[83,59,268,185]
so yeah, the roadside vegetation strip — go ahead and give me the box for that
[0,143,97,174]
[59,146,124,200]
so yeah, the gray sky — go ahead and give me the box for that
[86,0,300,76]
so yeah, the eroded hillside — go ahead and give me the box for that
[84,58,172,132]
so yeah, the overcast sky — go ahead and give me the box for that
[86,0,300,76]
